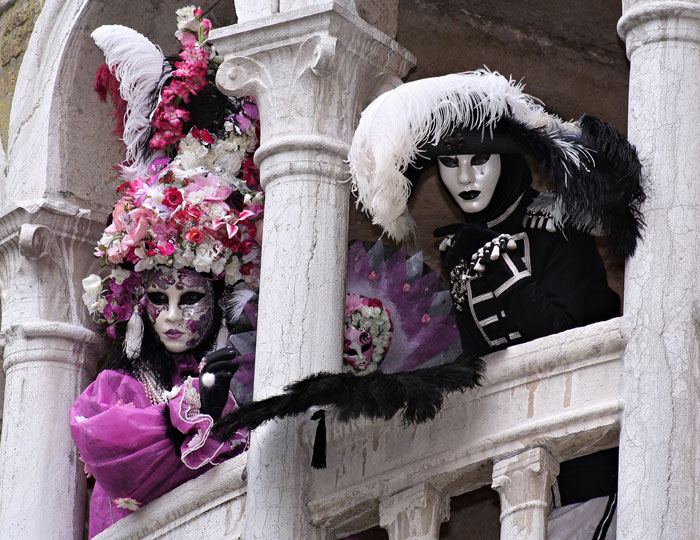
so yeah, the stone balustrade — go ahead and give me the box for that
[94,317,624,539]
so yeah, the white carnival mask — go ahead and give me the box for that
[144,267,216,353]
[437,153,502,213]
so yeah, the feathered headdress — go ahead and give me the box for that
[92,25,169,177]
[84,10,264,361]
[349,69,644,257]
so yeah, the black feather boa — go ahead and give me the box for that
[214,353,484,440]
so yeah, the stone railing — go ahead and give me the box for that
[95,317,624,539]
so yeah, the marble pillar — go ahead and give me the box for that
[617,2,700,538]
[379,483,450,540]
[211,3,414,538]
[0,208,103,540]
[492,447,559,540]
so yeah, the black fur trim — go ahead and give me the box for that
[498,115,645,258]
[162,406,185,457]
[214,353,484,440]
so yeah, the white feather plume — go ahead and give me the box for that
[348,69,586,242]
[92,25,168,173]
[224,288,258,326]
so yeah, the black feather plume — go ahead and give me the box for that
[214,353,484,440]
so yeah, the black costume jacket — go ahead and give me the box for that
[443,189,620,356]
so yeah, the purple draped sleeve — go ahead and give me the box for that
[70,369,248,538]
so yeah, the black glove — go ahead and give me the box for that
[199,346,239,421]
[434,223,499,272]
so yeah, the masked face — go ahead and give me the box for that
[437,153,502,213]
[343,327,374,371]
[144,267,215,353]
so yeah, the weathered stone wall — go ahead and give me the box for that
[0,0,43,153]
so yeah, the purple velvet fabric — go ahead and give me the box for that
[70,369,248,538]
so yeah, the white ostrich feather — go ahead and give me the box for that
[348,69,587,242]
[92,25,168,170]
[224,288,258,325]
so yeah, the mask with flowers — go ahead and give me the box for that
[343,295,393,374]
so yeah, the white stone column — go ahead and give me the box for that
[379,483,450,540]
[617,3,700,538]
[211,4,414,539]
[0,209,103,540]
[491,447,559,540]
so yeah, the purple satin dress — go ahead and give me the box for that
[70,360,248,538]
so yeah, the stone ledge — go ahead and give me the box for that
[307,317,624,535]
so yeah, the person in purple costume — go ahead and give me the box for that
[70,266,248,538]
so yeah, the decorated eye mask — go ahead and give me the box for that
[343,327,374,371]
[343,294,393,374]
[144,267,216,353]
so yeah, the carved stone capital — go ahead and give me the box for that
[379,483,450,540]
[19,223,55,261]
[211,4,414,149]
[618,1,700,56]
[492,447,559,540]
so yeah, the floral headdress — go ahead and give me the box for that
[83,8,263,356]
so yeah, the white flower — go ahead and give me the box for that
[175,5,198,39]
[109,267,131,285]
[211,259,225,276]
[113,497,141,511]
[89,297,107,315]
[187,190,205,205]
[82,274,103,299]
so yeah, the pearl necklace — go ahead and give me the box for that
[136,369,167,406]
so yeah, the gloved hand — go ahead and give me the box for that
[448,232,526,311]
[434,223,500,272]
[460,233,518,277]
[199,346,239,421]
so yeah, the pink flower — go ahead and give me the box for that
[158,242,175,256]
[163,187,184,209]
[368,271,377,281]
[200,18,212,34]
[185,228,205,244]
[235,113,252,133]
[193,8,203,17]
[421,314,431,324]
[107,244,124,264]
[403,283,411,292]
[179,32,197,49]
[242,100,259,119]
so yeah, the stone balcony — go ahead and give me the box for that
[94,317,624,539]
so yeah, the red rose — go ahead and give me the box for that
[163,187,184,209]
[172,209,189,223]
[184,228,205,244]
[368,298,383,308]
[187,206,203,221]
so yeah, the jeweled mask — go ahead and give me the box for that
[144,267,216,353]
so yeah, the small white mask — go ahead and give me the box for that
[144,267,215,354]
[437,153,502,213]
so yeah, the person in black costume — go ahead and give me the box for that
[427,133,621,356]
[349,70,643,357]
